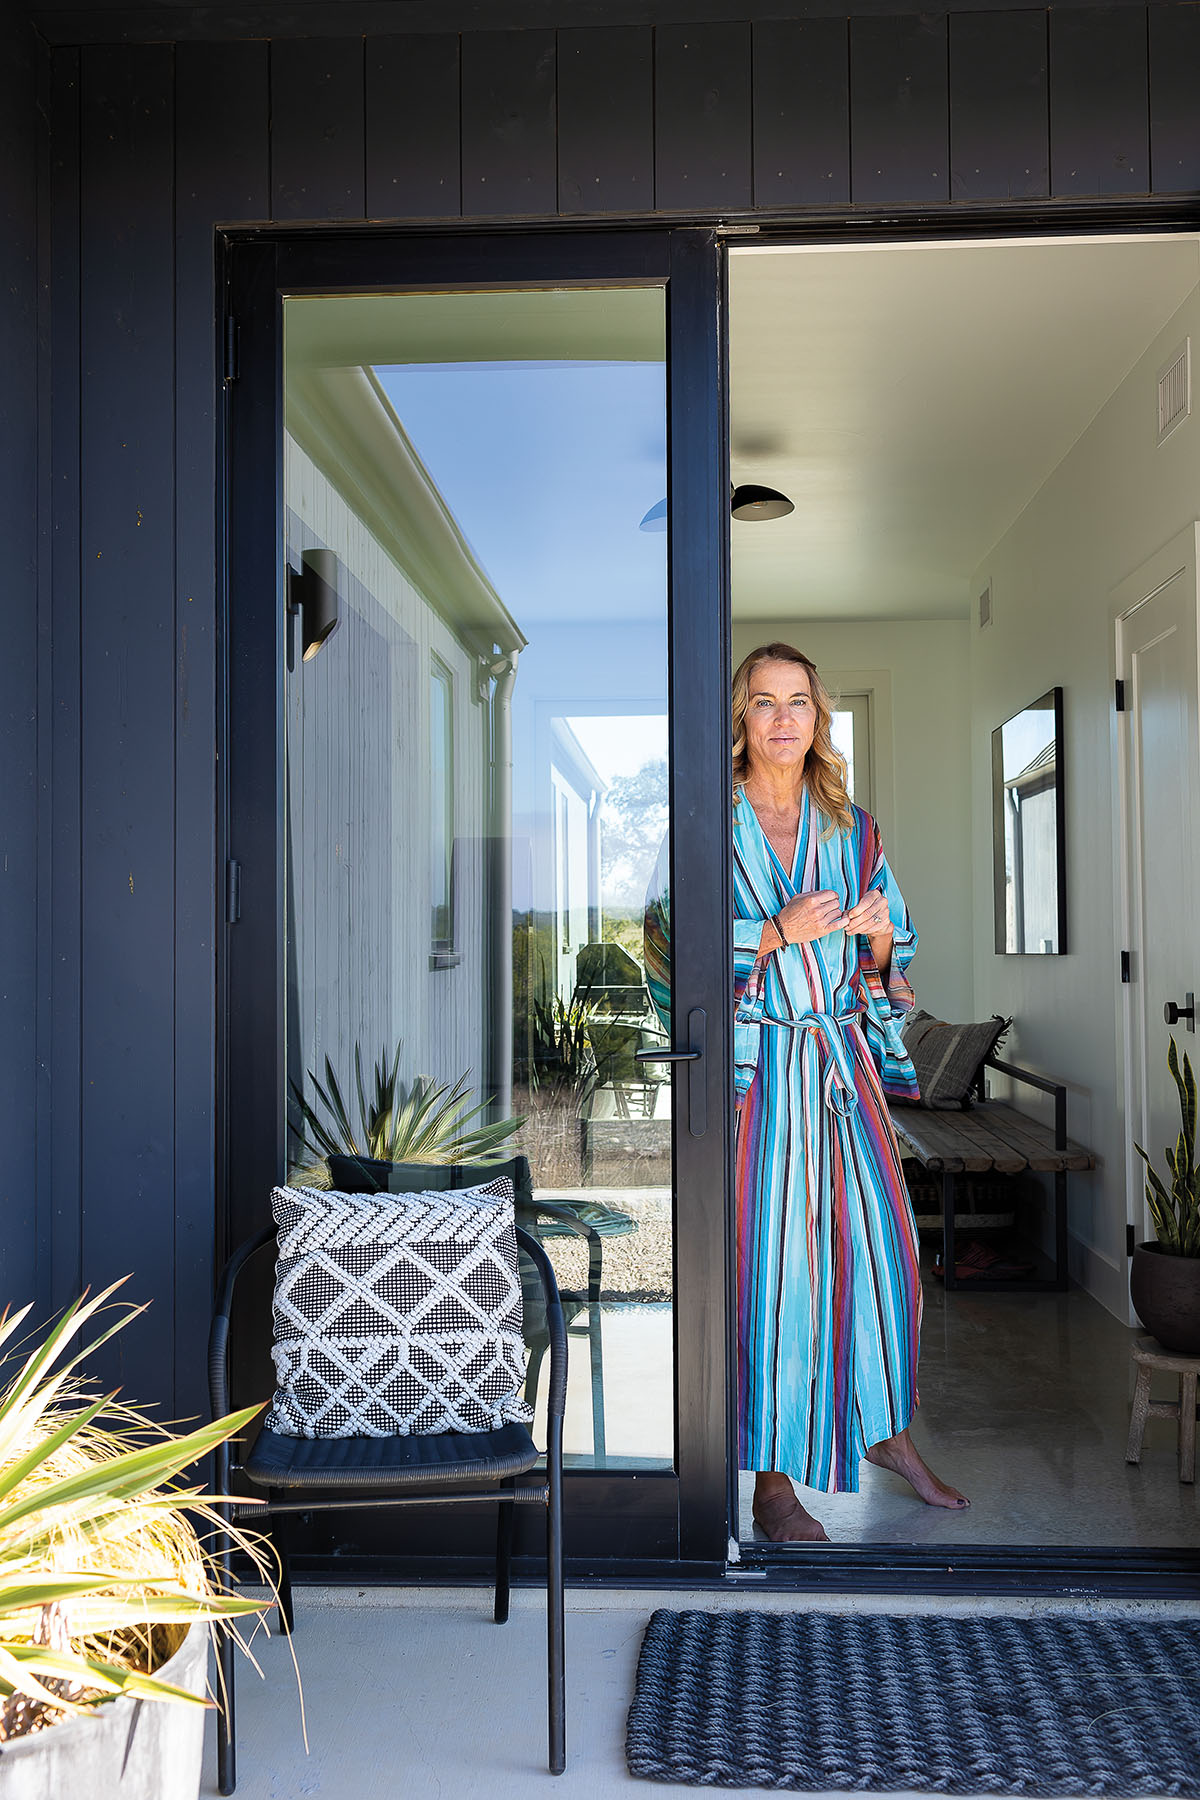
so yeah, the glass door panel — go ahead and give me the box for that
[282,286,674,1470]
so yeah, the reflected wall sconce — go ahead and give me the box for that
[287,547,341,660]
[731,484,794,521]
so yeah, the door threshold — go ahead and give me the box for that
[730,1542,1200,1599]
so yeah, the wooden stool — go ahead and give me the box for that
[1126,1335,1200,1483]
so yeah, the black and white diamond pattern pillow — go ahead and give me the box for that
[265,1176,534,1439]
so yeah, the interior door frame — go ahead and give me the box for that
[218,224,735,1577]
[1113,523,1200,1276]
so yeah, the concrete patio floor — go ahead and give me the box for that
[202,1585,1200,1799]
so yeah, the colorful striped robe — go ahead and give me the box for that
[645,787,923,1492]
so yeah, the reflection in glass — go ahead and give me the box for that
[282,288,672,1468]
[991,687,1066,954]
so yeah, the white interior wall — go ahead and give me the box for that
[732,619,974,1022]
[969,284,1200,1320]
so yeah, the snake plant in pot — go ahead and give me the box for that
[0,1284,270,1798]
[1131,1036,1200,1354]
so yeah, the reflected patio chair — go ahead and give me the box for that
[328,1155,634,1466]
[572,940,651,1017]
[587,1017,670,1121]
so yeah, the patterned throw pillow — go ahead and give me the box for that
[265,1176,534,1439]
[899,1009,1009,1109]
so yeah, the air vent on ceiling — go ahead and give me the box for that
[978,581,992,630]
[1158,340,1190,445]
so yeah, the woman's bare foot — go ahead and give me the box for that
[752,1472,831,1542]
[865,1427,969,1509]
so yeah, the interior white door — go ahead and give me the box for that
[1116,524,1200,1246]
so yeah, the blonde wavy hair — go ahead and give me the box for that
[732,642,854,835]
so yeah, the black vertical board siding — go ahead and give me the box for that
[1050,8,1149,196]
[271,36,366,221]
[1,14,39,1305]
[557,26,653,214]
[752,18,849,208]
[366,34,461,219]
[174,40,269,1421]
[79,43,176,1403]
[655,23,752,213]
[950,11,1048,200]
[46,48,83,1315]
[461,30,556,217]
[850,14,949,206]
[1149,4,1200,194]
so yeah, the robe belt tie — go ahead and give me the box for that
[760,1009,862,1117]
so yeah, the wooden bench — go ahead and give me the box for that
[889,1055,1096,1292]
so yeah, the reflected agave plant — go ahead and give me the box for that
[288,1041,525,1187]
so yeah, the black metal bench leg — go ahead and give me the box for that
[1054,1169,1069,1291]
[546,1420,566,1775]
[942,1171,958,1292]
[494,1479,515,1625]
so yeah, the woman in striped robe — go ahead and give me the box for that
[646,643,967,1541]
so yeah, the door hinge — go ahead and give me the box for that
[1114,678,1126,712]
[1127,1222,1137,1257]
[223,316,239,383]
[1120,950,1131,983]
[226,859,241,924]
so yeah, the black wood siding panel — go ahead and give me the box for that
[850,14,949,205]
[950,11,1048,199]
[271,36,366,220]
[461,30,557,216]
[1149,4,1200,194]
[47,48,84,1314]
[1050,7,1149,195]
[366,34,461,218]
[174,39,269,1420]
[1,14,40,1307]
[79,42,176,1395]
[752,18,849,208]
[655,22,752,212]
[557,25,653,213]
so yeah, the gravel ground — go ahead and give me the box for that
[534,1185,672,1303]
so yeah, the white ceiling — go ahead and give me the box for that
[729,235,1200,622]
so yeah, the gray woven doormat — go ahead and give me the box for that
[626,1609,1200,1794]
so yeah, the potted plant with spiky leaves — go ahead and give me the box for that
[0,1284,270,1797]
[288,1040,525,1187]
[1131,1037,1200,1353]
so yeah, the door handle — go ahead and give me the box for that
[635,1008,707,1137]
[1164,993,1195,1031]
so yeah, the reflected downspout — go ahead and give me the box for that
[488,653,519,1121]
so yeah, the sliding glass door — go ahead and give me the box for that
[223,230,731,1571]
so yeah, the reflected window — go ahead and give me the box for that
[430,656,455,957]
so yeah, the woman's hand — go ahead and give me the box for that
[841,888,893,938]
[776,890,848,945]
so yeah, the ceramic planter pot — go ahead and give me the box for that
[0,1619,208,1800]
[1131,1242,1200,1355]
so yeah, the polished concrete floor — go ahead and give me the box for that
[737,1258,1200,1549]
[202,1585,1200,1799]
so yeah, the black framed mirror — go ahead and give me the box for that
[992,686,1066,955]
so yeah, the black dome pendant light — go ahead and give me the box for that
[730,483,794,521]
[639,484,795,530]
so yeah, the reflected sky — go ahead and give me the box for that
[375,361,667,626]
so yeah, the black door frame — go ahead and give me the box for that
[218,224,736,1579]
[219,198,1200,1595]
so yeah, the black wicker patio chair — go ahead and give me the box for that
[208,1211,567,1793]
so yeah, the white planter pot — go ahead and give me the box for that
[0,1619,209,1800]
